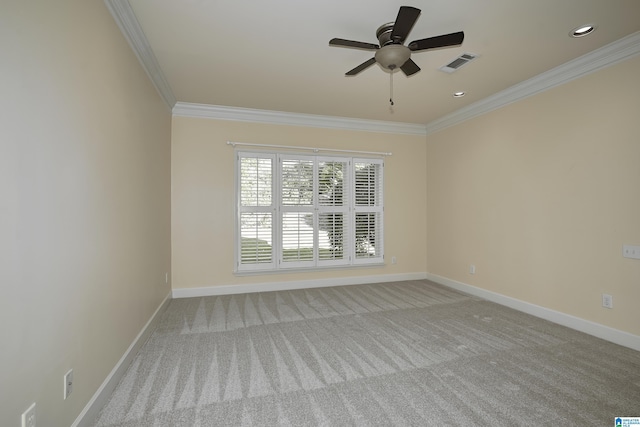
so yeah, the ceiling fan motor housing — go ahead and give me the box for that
[376,23,395,46]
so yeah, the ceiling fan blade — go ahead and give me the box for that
[390,6,421,44]
[408,31,465,52]
[329,38,379,51]
[345,58,377,76]
[400,58,420,76]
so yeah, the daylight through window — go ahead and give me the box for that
[236,151,383,272]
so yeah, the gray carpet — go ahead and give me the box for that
[93,280,640,426]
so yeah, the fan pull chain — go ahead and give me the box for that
[389,71,394,106]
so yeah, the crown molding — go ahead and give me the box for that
[172,102,428,135]
[107,1,638,136]
[425,31,640,135]
[104,0,176,109]
[106,0,425,134]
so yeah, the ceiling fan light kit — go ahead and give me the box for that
[375,45,411,71]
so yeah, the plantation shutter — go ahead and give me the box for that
[353,158,383,264]
[237,153,275,270]
[236,150,383,272]
[317,158,349,266]
[279,156,315,268]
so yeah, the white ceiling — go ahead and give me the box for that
[113,0,640,126]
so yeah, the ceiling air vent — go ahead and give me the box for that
[439,53,477,73]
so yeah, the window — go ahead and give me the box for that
[236,151,383,272]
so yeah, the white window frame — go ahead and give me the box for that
[235,150,384,273]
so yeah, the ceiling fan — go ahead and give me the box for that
[329,6,464,77]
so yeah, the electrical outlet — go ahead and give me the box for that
[623,245,640,260]
[391,256,397,265]
[22,402,36,427]
[602,294,613,309]
[469,264,476,274]
[64,369,73,400]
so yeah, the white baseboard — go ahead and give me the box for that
[426,272,640,352]
[72,292,172,427]
[172,272,428,298]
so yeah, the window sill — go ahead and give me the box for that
[234,262,386,276]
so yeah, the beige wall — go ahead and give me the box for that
[171,117,427,290]
[426,56,640,336]
[0,1,171,426]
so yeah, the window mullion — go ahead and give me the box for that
[349,160,355,263]
[275,155,282,268]
[313,158,319,266]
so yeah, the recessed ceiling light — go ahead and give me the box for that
[570,24,596,37]
[453,91,466,98]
